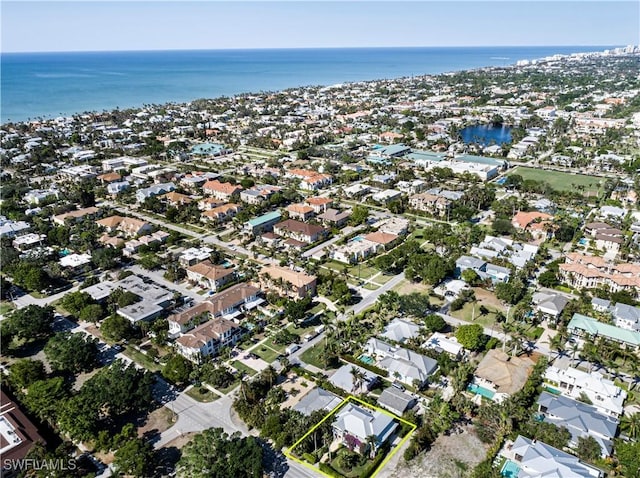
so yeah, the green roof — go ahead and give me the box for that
[248,210,281,227]
[406,150,446,162]
[568,313,640,347]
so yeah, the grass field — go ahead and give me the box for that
[509,167,603,195]
[186,386,219,402]
[300,344,332,369]
[231,360,257,377]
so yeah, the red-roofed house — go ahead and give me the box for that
[202,180,243,201]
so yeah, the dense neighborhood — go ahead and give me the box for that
[1,46,640,478]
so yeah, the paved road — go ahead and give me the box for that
[154,392,241,448]
[10,284,80,310]
[302,225,362,259]
[104,201,278,265]
[349,272,405,316]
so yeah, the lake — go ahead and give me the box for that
[461,124,512,146]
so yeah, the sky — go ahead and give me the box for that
[2,1,638,53]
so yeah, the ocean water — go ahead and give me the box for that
[1,46,609,123]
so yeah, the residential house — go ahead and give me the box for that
[611,303,640,331]
[531,292,570,319]
[559,253,640,297]
[305,196,334,213]
[136,182,176,203]
[259,265,317,299]
[167,283,262,337]
[364,338,438,387]
[202,180,243,201]
[409,192,452,218]
[0,390,46,475]
[96,215,153,237]
[371,189,402,204]
[332,403,397,456]
[175,317,242,363]
[198,197,225,211]
[114,275,174,323]
[240,185,281,204]
[503,435,603,478]
[292,388,342,416]
[536,392,619,457]
[380,318,421,343]
[286,203,315,221]
[472,350,535,403]
[423,332,466,359]
[286,169,332,190]
[273,219,327,244]
[186,260,236,291]
[567,313,640,350]
[244,211,282,235]
[107,181,130,195]
[328,364,380,395]
[201,203,242,224]
[161,191,193,206]
[52,206,101,226]
[363,231,399,250]
[377,387,416,416]
[178,247,214,267]
[12,233,45,251]
[543,366,627,417]
[317,208,352,228]
[511,211,555,240]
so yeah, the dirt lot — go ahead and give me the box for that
[279,374,316,410]
[393,280,432,296]
[138,406,176,439]
[472,288,506,310]
[387,424,489,478]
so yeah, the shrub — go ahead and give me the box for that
[302,453,317,464]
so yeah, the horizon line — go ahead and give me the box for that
[1,44,625,55]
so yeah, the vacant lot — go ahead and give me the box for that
[509,167,603,195]
[386,424,489,478]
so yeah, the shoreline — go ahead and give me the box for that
[1,45,633,126]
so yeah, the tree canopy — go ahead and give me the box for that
[44,332,99,374]
[455,324,485,351]
[177,427,263,478]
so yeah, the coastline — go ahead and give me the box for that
[0,45,618,125]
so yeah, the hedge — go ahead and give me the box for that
[340,354,389,378]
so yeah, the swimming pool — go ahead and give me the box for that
[59,248,72,257]
[501,460,521,478]
[496,177,508,185]
[351,236,365,242]
[578,238,588,246]
[358,354,375,365]
[468,383,495,399]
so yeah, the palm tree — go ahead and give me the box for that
[621,412,640,440]
[365,435,377,458]
[350,366,364,393]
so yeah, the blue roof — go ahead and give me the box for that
[248,210,281,227]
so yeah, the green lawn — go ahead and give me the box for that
[509,167,603,195]
[186,386,219,402]
[253,344,281,363]
[329,453,375,478]
[0,302,15,316]
[449,302,501,328]
[231,360,258,377]
[123,346,162,372]
[218,378,241,395]
[300,343,335,370]
[363,283,380,291]
[375,273,394,285]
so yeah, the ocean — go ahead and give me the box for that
[1,46,610,124]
